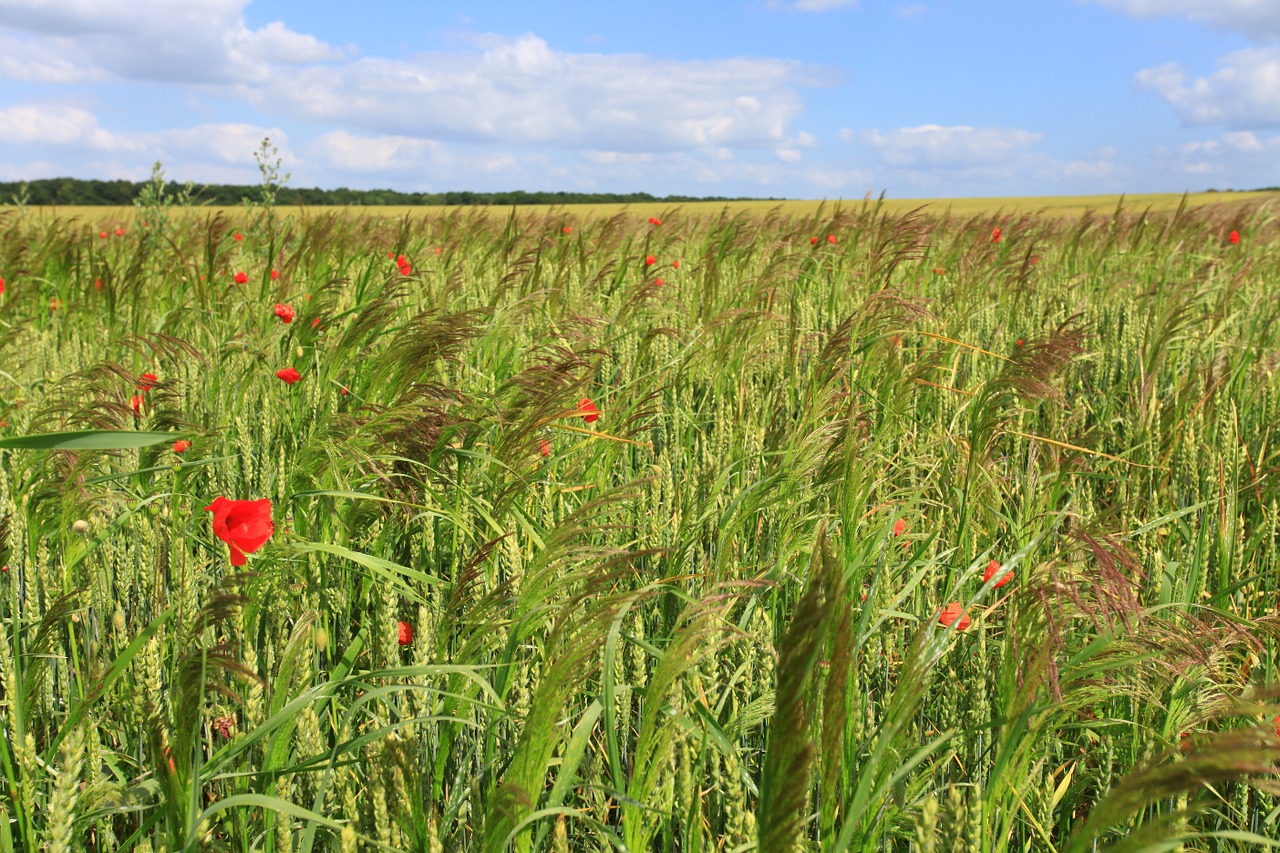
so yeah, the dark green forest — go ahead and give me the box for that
[0,176,778,206]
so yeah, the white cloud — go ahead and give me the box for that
[1091,0,1280,39]
[1136,47,1280,128]
[0,104,124,149]
[1149,131,1280,183]
[897,4,929,17]
[0,0,344,84]
[311,130,440,172]
[861,124,1044,168]
[244,34,823,153]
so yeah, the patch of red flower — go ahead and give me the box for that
[654,278,664,287]
[991,227,1002,243]
[809,236,819,245]
[644,255,656,266]
[827,234,837,244]
[173,439,191,453]
[983,559,1012,588]
[648,216,662,226]
[1016,338,1024,348]
[1229,230,1241,245]
[99,231,108,239]
[49,297,62,311]
[130,394,143,415]
[270,269,280,281]
[340,385,350,395]
[938,602,970,630]
[1273,715,1280,737]
[562,225,572,234]
[399,263,412,275]
[274,303,295,324]
[672,260,680,269]
[0,277,5,295]
[311,317,322,330]
[276,367,302,385]
[233,232,244,242]
[234,271,249,284]
[136,373,158,391]
[398,620,413,646]
[204,497,273,567]
[892,518,907,537]
[579,397,600,423]
[114,227,125,237]
[539,437,551,457]
[94,277,102,290]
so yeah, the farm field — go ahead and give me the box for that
[1,197,1280,852]
[25,188,1280,228]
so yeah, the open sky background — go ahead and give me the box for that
[1,0,1277,199]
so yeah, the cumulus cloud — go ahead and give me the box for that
[1135,47,1280,128]
[1149,131,1280,181]
[0,0,344,84]
[1090,0,1280,39]
[244,34,824,153]
[861,124,1044,168]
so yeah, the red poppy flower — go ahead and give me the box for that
[340,385,350,395]
[276,367,302,385]
[396,254,407,266]
[270,269,280,281]
[672,260,680,269]
[114,227,125,237]
[136,373,158,391]
[204,497,273,567]
[311,317,322,330]
[233,232,244,242]
[827,234,837,244]
[94,277,102,290]
[234,271,248,284]
[809,236,819,245]
[1273,715,1280,737]
[173,439,191,453]
[892,518,907,537]
[98,231,108,239]
[562,225,572,234]
[0,277,5,294]
[399,263,412,275]
[649,216,662,226]
[983,559,1011,588]
[644,255,656,266]
[579,397,600,423]
[274,303,294,324]
[397,620,413,646]
[933,267,944,274]
[538,437,551,457]
[130,394,143,414]
[654,278,664,287]
[49,297,62,311]
[1229,230,1240,245]
[991,227,1002,243]
[1016,338,1024,348]
[938,602,970,630]
[434,247,442,254]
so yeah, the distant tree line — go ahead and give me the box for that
[0,177,781,207]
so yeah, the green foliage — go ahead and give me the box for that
[0,200,1276,851]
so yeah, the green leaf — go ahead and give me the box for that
[0,429,180,450]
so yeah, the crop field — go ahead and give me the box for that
[2,197,1280,852]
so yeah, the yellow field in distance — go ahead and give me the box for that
[16,190,1279,226]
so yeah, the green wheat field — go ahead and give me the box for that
[3,195,1280,852]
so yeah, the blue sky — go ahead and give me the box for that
[0,0,1277,199]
